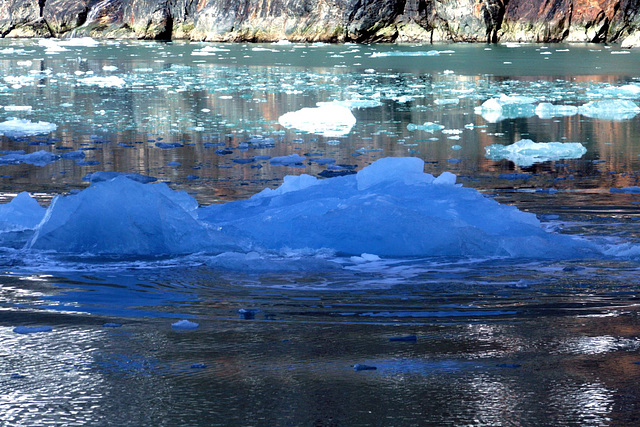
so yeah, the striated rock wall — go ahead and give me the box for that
[2,0,640,46]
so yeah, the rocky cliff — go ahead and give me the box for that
[1,0,640,46]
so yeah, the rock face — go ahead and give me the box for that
[1,0,640,45]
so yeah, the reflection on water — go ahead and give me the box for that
[1,40,640,425]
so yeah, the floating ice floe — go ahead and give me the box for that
[191,46,231,56]
[407,122,445,133]
[474,94,537,123]
[270,154,306,167]
[278,104,356,137]
[534,103,578,119]
[0,118,57,138]
[588,84,640,98]
[0,192,45,231]
[13,326,53,334]
[0,150,60,166]
[319,99,383,109]
[578,99,640,120]
[484,139,587,167]
[59,37,100,47]
[4,105,33,112]
[371,50,440,57]
[78,76,126,88]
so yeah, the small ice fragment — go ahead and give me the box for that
[499,173,530,180]
[102,65,118,71]
[389,335,417,342]
[350,253,381,263]
[13,326,53,334]
[103,323,122,328]
[4,105,32,112]
[78,76,125,88]
[155,142,183,149]
[610,186,640,194]
[238,309,256,320]
[407,122,444,133]
[270,154,306,166]
[353,364,377,371]
[0,150,60,166]
[82,171,157,184]
[191,363,207,369]
[171,320,199,330]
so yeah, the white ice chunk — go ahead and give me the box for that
[535,103,578,119]
[485,139,587,167]
[3,105,33,112]
[0,118,57,138]
[28,176,239,255]
[78,76,125,88]
[578,99,640,120]
[475,94,537,122]
[318,99,383,109]
[278,104,356,137]
[0,192,45,231]
[171,320,199,330]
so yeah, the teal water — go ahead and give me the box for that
[1,39,640,425]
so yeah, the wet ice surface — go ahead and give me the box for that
[2,40,640,425]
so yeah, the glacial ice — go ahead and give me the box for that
[171,320,199,330]
[0,192,45,231]
[27,176,238,255]
[278,104,356,137]
[578,100,640,120]
[484,139,587,167]
[0,118,57,138]
[1,157,602,259]
[475,95,537,123]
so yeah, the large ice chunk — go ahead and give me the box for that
[278,104,356,137]
[28,176,237,255]
[198,157,590,258]
[0,192,45,231]
[485,139,587,167]
[578,100,640,120]
[0,119,57,138]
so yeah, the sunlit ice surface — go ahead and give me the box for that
[1,39,640,425]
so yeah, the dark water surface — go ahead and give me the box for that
[1,39,640,425]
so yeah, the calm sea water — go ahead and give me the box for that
[2,39,640,426]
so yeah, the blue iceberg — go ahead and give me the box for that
[0,157,599,259]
